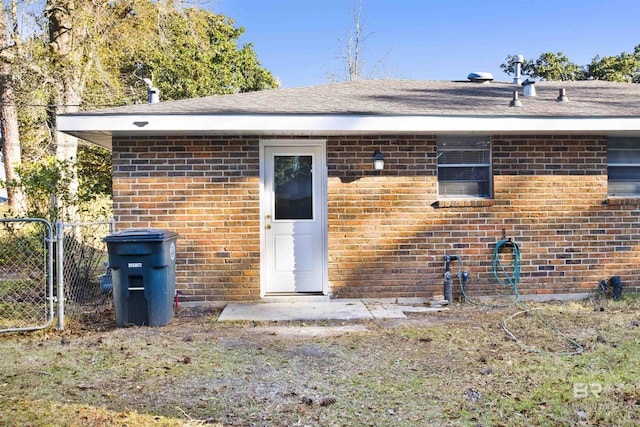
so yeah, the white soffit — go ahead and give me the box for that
[58,114,640,149]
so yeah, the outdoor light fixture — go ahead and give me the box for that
[373,149,385,170]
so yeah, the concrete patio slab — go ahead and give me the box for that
[366,304,408,319]
[366,303,450,319]
[217,299,451,322]
[218,299,373,322]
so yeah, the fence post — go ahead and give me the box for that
[56,220,65,330]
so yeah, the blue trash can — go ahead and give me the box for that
[103,229,178,327]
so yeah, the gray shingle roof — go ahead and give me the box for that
[75,79,640,117]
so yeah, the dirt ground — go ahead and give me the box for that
[1,296,639,426]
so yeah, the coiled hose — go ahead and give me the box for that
[459,239,520,308]
[492,239,520,298]
[461,238,583,355]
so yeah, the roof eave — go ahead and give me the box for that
[57,114,640,149]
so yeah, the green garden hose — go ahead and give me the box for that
[458,239,520,308]
[460,238,583,355]
[491,239,520,297]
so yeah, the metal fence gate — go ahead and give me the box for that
[0,218,54,332]
[0,218,114,333]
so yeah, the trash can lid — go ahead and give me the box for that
[103,228,178,243]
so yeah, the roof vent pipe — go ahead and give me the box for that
[513,54,524,85]
[522,79,536,96]
[143,77,160,104]
[557,88,569,102]
[509,91,522,107]
[148,87,160,104]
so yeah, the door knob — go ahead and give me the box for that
[265,224,272,230]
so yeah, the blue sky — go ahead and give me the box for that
[212,0,640,88]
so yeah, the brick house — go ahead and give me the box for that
[58,79,640,303]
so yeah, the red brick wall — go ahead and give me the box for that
[112,136,262,302]
[112,134,639,302]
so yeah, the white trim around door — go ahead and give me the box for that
[259,140,328,296]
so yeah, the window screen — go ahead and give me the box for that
[437,136,491,198]
[608,137,640,197]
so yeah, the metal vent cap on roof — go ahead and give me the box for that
[467,72,494,83]
[522,78,536,96]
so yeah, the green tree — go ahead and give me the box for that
[9,156,77,223]
[501,52,584,81]
[77,3,278,205]
[3,0,277,221]
[44,0,158,220]
[586,45,640,83]
[117,7,277,101]
[501,46,640,83]
[77,145,112,201]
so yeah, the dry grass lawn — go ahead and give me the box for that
[1,295,639,426]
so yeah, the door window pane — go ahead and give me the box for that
[274,155,313,219]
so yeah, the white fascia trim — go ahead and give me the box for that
[57,114,640,134]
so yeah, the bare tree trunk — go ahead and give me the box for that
[347,1,364,81]
[0,77,26,215]
[47,0,81,221]
[330,1,394,82]
[54,80,81,221]
[0,1,25,215]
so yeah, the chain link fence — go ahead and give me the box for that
[1,218,115,332]
[60,220,114,325]
[0,219,54,332]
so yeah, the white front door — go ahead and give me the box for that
[261,141,326,294]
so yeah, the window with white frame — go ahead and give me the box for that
[608,137,640,197]
[437,136,492,198]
